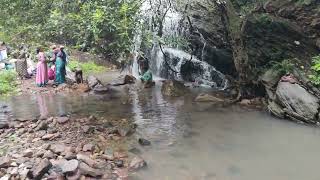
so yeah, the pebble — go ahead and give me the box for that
[129,156,147,171]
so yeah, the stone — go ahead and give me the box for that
[124,75,136,84]
[117,126,134,137]
[66,169,81,180]
[64,151,77,160]
[276,82,319,123]
[138,138,151,146]
[104,148,114,159]
[0,174,10,180]
[8,167,18,175]
[50,143,67,155]
[18,167,29,180]
[88,115,96,121]
[22,149,33,158]
[87,75,100,89]
[28,159,52,180]
[114,151,128,159]
[114,160,124,168]
[79,162,103,177]
[195,94,224,103]
[268,100,285,119]
[129,156,147,171]
[0,122,9,129]
[260,69,282,89]
[161,80,187,97]
[0,157,12,168]
[42,134,55,140]
[82,143,95,152]
[76,153,97,168]
[57,117,69,124]
[112,169,129,180]
[82,126,94,134]
[59,159,79,174]
[35,121,48,131]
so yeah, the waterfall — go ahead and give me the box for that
[132,0,228,89]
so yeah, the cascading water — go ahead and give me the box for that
[132,0,228,89]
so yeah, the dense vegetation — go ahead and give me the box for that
[0,0,141,59]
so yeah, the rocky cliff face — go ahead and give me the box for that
[185,0,320,83]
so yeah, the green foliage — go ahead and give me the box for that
[68,61,106,75]
[0,0,141,59]
[270,59,295,76]
[0,70,18,96]
[308,55,320,85]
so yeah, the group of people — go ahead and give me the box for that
[36,45,67,87]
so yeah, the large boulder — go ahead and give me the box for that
[275,81,319,123]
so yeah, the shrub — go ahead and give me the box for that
[269,59,295,76]
[67,61,106,75]
[308,55,320,85]
[0,70,18,96]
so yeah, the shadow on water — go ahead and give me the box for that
[2,82,320,180]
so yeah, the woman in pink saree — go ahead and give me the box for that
[36,48,48,87]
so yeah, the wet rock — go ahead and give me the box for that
[138,138,151,146]
[76,153,97,168]
[93,85,110,94]
[115,160,124,168]
[195,94,224,103]
[0,157,12,168]
[35,121,48,131]
[129,156,147,171]
[0,122,9,129]
[57,117,69,124]
[276,81,319,123]
[50,143,67,155]
[82,143,95,152]
[22,149,33,158]
[28,159,52,180]
[161,80,187,97]
[124,75,136,84]
[87,76,100,89]
[79,162,103,177]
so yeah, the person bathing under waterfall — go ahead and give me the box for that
[139,58,154,88]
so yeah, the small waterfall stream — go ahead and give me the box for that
[132,0,228,89]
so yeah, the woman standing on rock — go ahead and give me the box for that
[55,47,66,85]
[36,47,48,87]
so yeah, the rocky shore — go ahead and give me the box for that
[0,104,147,180]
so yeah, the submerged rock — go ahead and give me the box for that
[138,138,151,146]
[87,75,101,89]
[161,80,187,97]
[129,156,147,171]
[195,94,224,103]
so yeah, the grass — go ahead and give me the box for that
[0,70,18,96]
[67,60,107,75]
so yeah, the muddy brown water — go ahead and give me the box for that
[1,79,320,180]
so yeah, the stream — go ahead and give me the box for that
[1,79,320,180]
